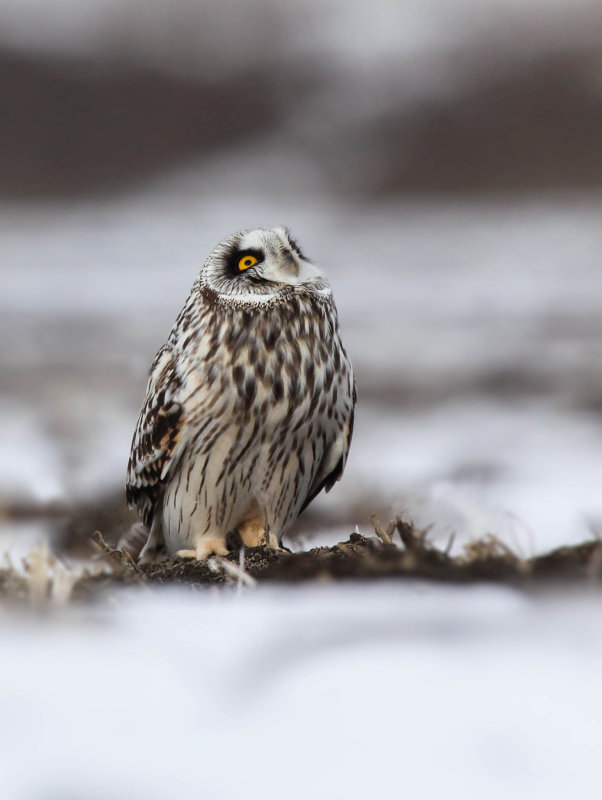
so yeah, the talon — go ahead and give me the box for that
[238,516,266,548]
[238,517,281,549]
[176,537,229,561]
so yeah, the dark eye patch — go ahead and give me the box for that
[227,247,264,276]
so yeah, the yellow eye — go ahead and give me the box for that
[238,254,258,271]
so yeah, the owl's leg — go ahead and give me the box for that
[238,516,280,549]
[176,536,229,561]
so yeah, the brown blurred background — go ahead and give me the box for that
[4,0,602,200]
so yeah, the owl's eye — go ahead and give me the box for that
[238,254,258,271]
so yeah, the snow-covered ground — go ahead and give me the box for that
[1,582,602,799]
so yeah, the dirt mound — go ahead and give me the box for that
[140,519,602,588]
[3,517,602,607]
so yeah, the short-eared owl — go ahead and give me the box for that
[126,227,355,562]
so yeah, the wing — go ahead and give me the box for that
[126,346,185,527]
[299,379,356,514]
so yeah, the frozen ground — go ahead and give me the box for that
[1,582,602,799]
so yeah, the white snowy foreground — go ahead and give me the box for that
[0,582,601,799]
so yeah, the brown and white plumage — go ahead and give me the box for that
[126,227,355,561]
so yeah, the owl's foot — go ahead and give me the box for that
[238,517,280,549]
[176,536,229,561]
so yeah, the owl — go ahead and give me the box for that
[125,227,355,562]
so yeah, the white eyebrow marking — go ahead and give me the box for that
[238,230,269,251]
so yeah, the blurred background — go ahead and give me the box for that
[2,0,602,557]
[4,4,602,800]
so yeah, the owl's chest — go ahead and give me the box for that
[184,299,345,422]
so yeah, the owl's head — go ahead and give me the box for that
[199,227,328,302]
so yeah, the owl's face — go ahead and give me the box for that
[200,227,327,301]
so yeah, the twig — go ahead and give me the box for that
[24,540,52,608]
[444,532,456,556]
[586,542,602,580]
[370,514,393,545]
[396,516,425,550]
[208,556,257,588]
[91,530,142,574]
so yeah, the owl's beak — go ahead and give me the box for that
[259,251,299,284]
[259,250,322,286]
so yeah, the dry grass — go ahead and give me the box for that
[0,539,107,608]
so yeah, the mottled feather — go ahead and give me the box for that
[126,347,185,527]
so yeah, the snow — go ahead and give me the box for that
[0,583,601,799]
[348,400,602,551]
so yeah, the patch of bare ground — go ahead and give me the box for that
[7,517,602,607]
[112,517,602,588]
[3,518,602,607]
